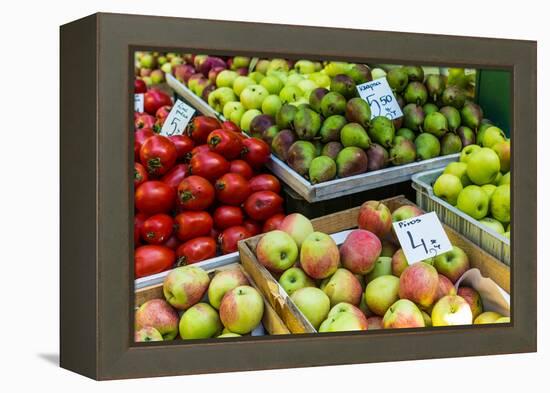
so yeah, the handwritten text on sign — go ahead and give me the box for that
[160,99,196,137]
[134,94,144,113]
[356,77,403,120]
[392,212,452,264]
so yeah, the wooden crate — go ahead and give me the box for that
[238,195,510,334]
[135,261,290,336]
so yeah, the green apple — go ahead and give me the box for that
[261,95,283,117]
[249,71,265,83]
[219,286,264,334]
[431,295,472,326]
[433,246,470,283]
[297,79,319,98]
[474,311,503,324]
[459,144,482,164]
[170,56,183,66]
[223,101,244,119]
[466,147,501,185]
[163,266,210,310]
[208,87,237,113]
[230,106,246,126]
[267,70,288,84]
[294,60,316,74]
[490,184,510,223]
[255,59,271,74]
[443,162,471,186]
[286,73,305,87]
[481,126,506,148]
[161,62,172,74]
[319,304,368,332]
[382,299,425,328]
[240,84,269,110]
[308,72,331,88]
[260,75,284,94]
[233,76,255,96]
[366,257,393,282]
[256,230,298,273]
[291,287,330,329]
[217,332,241,338]
[207,268,249,309]
[179,303,223,339]
[268,58,290,73]
[481,184,497,200]
[321,268,363,306]
[491,140,511,172]
[216,69,239,88]
[279,85,304,104]
[135,326,163,342]
[240,109,262,132]
[492,172,503,185]
[434,173,463,205]
[231,56,251,70]
[150,69,165,85]
[278,213,314,248]
[479,217,505,234]
[499,171,510,185]
[324,61,353,77]
[365,275,400,316]
[457,185,489,219]
[279,267,315,296]
[139,53,155,69]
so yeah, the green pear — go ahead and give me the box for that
[309,156,337,184]
[423,112,448,137]
[320,115,347,143]
[440,132,463,155]
[415,133,441,160]
[369,116,395,148]
[340,123,371,149]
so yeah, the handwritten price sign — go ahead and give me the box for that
[160,99,196,137]
[134,94,144,113]
[356,78,403,120]
[392,212,452,264]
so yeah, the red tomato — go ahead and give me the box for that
[135,79,147,94]
[207,129,243,159]
[140,214,174,244]
[135,113,156,130]
[135,245,175,278]
[219,226,251,254]
[187,116,221,144]
[134,162,148,188]
[140,135,177,176]
[262,213,286,232]
[213,206,244,230]
[221,120,241,134]
[174,211,213,241]
[214,173,251,206]
[135,181,176,215]
[134,140,141,162]
[229,159,254,179]
[155,105,172,121]
[176,237,217,266]
[163,234,181,250]
[189,151,230,181]
[153,117,165,133]
[241,138,270,168]
[177,175,215,210]
[169,135,195,161]
[134,212,148,246]
[144,89,172,115]
[189,144,210,160]
[134,128,156,160]
[244,191,284,221]
[243,219,262,236]
[249,174,281,194]
[161,164,189,190]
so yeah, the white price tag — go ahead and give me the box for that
[356,77,403,120]
[134,93,144,113]
[160,99,196,137]
[392,212,452,264]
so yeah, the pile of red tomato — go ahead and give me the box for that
[133,83,287,279]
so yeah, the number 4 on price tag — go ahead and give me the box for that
[392,211,453,264]
[160,99,196,137]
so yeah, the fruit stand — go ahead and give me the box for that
[132,51,512,342]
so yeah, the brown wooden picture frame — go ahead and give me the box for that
[60,12,537,380]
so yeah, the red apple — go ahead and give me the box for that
[162,266,210,310]
[300,232,341,279]
[357,201,393,238]
[135,298,179,340]
[457,286,484,319]
[382,299,425,329]
[433,246,470,283]
[340,229,382,275]
[398,262,439,309]
[174,64,196,83]
[367,316,383,330]
[391,248,408,277]
[134,79,147,93]
[435,274,456,302]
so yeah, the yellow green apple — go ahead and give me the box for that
[291,287,330,329]
[365,275,400,316]
[219,285,264,334]
[457,185,489,219]
[431,295,472,326]
[434,173,463,205]
[179,302,223,339]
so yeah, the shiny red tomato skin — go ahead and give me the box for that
[249,174,281,193]
[189,144,211,161]
[187,116,221,144]
[189,151,230,181]
[174,211,214,242]
[144,89,172,115]
[213,206,244,230]
[140,214,174,244]
[161,164,189,190]
[219,226,251,254]
[134,128,156,161]
[135,245,175,278]
[140,135,177,176]
[229,159,254,179]
[177,175,215,210]
[243,191,284,221]
[134,79,147,94]
[262,213,286,232]
[243,219,262,236]
[175,237,217,266]
[135,113,156,130]
[134,213,148,246]
[214,173,251,206]
[207,129,243,159]
[221,120,241,134]
[241,138,271,168]
[134,162,148,188]
[163,234,181,250]
[169,135,195,161]
[135,181,176,215]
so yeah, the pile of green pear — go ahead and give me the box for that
[207,58,493,184]
[432,126,510,238]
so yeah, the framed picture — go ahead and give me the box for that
[60,12,536,380]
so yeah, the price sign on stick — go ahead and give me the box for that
[392,212,452,264]
[134,94,144,113]
[356,78,403,120]
[160,99,196,137]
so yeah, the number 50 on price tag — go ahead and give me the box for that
[392,211,453,264]
[356,77,403,120]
